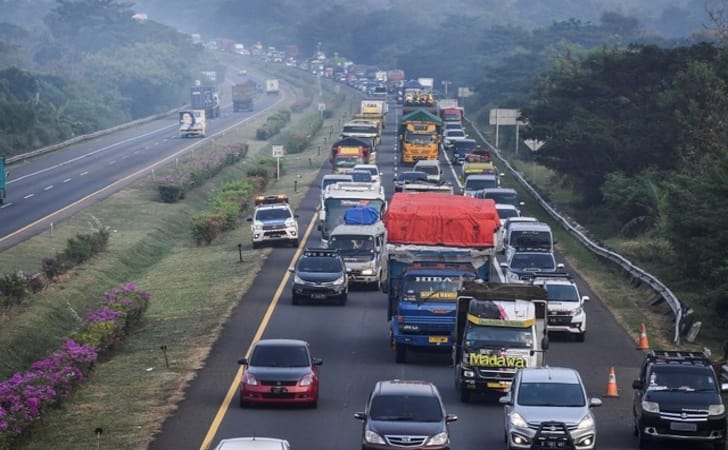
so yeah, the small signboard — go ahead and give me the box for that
[318,103,326,112]
[489,109,521,126]
[524,139,545,152]
[272,145,285,158]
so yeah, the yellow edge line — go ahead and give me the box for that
[198,208,320,450]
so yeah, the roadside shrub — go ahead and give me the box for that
[158,182,185,203]
[0,273,29,310]
[291,97,312,112]
[156,149,245,203]
[60,228,109,265]
[287,132,310,154]
[41,255,66,280]
[256,110,291,140]
[191,213,224,245]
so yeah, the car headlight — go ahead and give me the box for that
[642,401,660,413]
[294,275,306,284]
[242,372,258,386]
[333,275,345,286]
[510,412,528,429]
[252,221,264,231]
[425,431,448,446]
[285,218,297,228]
[571,306,583,316]
[364,430,386,445]
[709,404,725,416]
[360,269,374,275]
[299,373,314,387]
[576,413,595,431]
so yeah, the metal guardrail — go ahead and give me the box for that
[467,119,688,345]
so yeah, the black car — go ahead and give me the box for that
[632,350,727,449]
[393,171,429,192]
[354,380,457,450]
[450,139,479,164]
[289,248,349,305]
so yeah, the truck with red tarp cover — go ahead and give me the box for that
[382,192,500,363]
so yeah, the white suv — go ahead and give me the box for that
[500,367,602,450]
[530,273,589,342]
[246,194,299,249]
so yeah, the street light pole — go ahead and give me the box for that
[441,80,451,98]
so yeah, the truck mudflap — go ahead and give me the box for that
[531,421,575,450]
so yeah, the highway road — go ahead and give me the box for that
[0,76,283,251]
[144,98,692,450]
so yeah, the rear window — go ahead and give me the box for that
[369,395,443,421]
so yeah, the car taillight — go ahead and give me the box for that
[299,373,315,387]
[242,372,258,386]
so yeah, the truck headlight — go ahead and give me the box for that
[641,401,660,413]
[510,412,528,429]
[709,404,725,416]
[425,432,448,446]
[463,370,475,378]
[360,269,374,275]
[364,430,385,444]
[576,413,595,431]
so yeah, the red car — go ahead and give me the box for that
[238,339,322,408]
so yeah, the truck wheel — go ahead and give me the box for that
[394,343,407,363]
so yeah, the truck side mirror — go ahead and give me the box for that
[632,379,643,390]
[582,296,590,302]
[541,336,549,350]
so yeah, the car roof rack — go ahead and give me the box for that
[524,272,574,282]
[303,248,340,257]
[647,350,712,366]
[255,194,289,206]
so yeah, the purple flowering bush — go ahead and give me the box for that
[0,283,150,448]
[157,149,245,203]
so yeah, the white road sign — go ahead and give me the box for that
[489,109,522,126]
[524,139,545,152]
[272,145,285,158]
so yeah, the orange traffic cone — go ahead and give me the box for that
[606,366,619,397]
[637,323,650,350]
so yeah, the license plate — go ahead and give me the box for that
[487,381,511,389]
[270,387,288,394]
[310,293,326,300]
[428,336,448,344]
[670,422,697,432]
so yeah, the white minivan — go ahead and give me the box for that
[413,159,442,182]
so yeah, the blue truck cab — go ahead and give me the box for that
[385,248,491,363]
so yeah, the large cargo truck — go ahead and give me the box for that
[399,109,442,164]
[190,86,220,119]
[232,81,255,112]
[0,155,5,204]
[382,193,499,363]
[453,280,549,402]
[319,182,387,247]
[179,110,207,138]
[265,79,280,95]
[330,137,372,173]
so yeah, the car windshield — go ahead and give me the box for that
[355,166,378,176]
[322,177,352,192]
[297,256,343,273]
[329,235,375,255]
[497,208,519,220]
[398,172,428,182]
[465,178,497,191]
[351,171,373,182]
[446,130,465,138]
[518,382,585,407]
[416,165,439,176]
[546,284,579,302]
[510,230,551,250]
[255,208,291,221]
[455,141,478,151]
[369,395,443,422]
[486,192,519,205]
[647,368,718,392]
[464,325,533,349]
[510,253,556,271]
[334,156,363,168]
[250,344,310,367]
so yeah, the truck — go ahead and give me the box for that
[355,100,388,131]
[179,110,206,138]
[386,69,405,93]
[319,182,387,247]
[265,79,280,95]
[341,119,380,147]
[453,280,549,402]
[461,148,497,183]
[399,109,442,164]
[0,155,5,204]
[439,107,464,124]
[328,206,387,290]
[190,86,220,119]
[382,193,500,363]
[330,137,372,173]
[231,81,256,112]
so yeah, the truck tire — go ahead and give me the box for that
[395,343,407,363]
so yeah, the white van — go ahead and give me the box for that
[503,221,555,259]
[413,159,442,182]
[214,436,291,450]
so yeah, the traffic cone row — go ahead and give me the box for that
[606,366,619,397]
[637,322,650,350]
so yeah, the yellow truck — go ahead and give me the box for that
[354,100,387,134]
[398,109,442,164]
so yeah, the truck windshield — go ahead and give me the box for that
[255,208,291,221]
[403,275,464,301]
[509,231,551,250]
[323,199,385,239]
[404,131,437,144]
[329,235,375,255]
[464,325,533,349]
[465,178,497,191]
[343,125,377,134]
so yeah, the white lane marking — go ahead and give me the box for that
[0,203,11,209]
[80,171,88,176]
[63,178,71,183]
[44,186,53,191]
[24,194,34,199]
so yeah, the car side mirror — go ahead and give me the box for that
[288,266,295,273]
[238,357,249,366]
[582,296,590,302]
[632,379,643,390]
[557,263,565,269]
[294,214,300,218]
[721,383,728,392]
[312,357,323,366]
[246,217,253,222]
[354,412,366,420]
[446,414,458,423]
[498,394,512,405]
[589,398,603,408]
[500,262,508,269]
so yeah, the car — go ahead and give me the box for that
[214,437,291,450]
[413,159,443,182]
[350,170,375,184]
[500,250,563,284]
[393,170,429,192]
[494,203,521,227]
[353,164,381,183]
[632,350,728,449]
[473,187,520,207]
[441,129,468,151]
[354,380,458,450]
[451,139,479,164]
[529,272,589,342]
[288,248,349,305]
[246,195,299,249]
[500,367,602,450]
[442,122,464,134]
[503,221,554,260]
[237,339,322,408]
[497,216,539,253]
[462,174,499,197]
